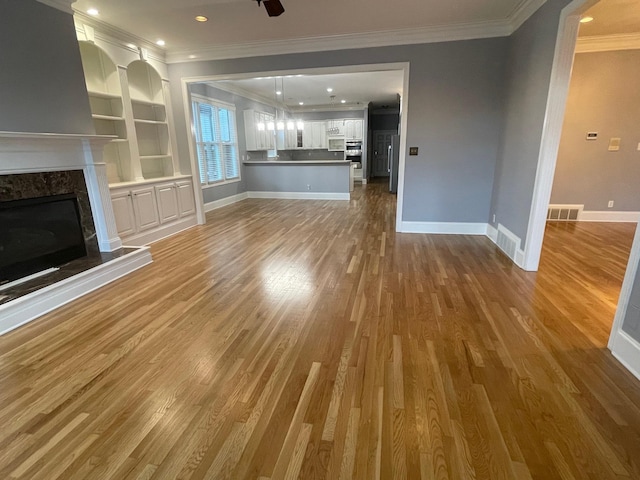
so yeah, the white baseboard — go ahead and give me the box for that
[399,221,488,235]
[486,224,498,242]
[121,216,198,247]
[204,192,249,212]
[611,330,640,382]
[247,191,350,201]
[579,211,640,223]
[0,247,153,336]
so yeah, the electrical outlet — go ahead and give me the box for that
[608,200,614,208]
[307,184,311,191]
[492,214,496,223]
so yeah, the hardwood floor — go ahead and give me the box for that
[1,182,640,479]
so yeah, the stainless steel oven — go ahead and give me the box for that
[345,141,362,158]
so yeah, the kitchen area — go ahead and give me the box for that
[187,69,403,204]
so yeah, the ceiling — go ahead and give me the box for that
[579,0,640,37]
[208,70,404,109]
[71,0,534,53]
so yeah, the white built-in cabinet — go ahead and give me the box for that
[244,110,276,151]
[344,119,364,140]
[303,122,327,149]
[111,178,196,244]
[77,33,197,247]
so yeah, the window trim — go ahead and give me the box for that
[191,94,242,187]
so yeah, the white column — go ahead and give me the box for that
[82,140,123,252]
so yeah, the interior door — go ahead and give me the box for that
[372,131,394,177]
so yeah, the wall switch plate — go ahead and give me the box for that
[608,200,614,208]
[609,138,621,152]
[586,132,598,140]
[409,147,419,156]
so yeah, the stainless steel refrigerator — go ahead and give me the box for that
[388,135,400,194]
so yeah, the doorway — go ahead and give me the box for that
[528,0,640,377]
[372,130,395,178]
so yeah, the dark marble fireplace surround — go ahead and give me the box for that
[0,170,99,256]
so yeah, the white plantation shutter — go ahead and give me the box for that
[192,97,240,185]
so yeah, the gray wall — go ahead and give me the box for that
[370,113,400,132]
[489,0,571,244]
[189,83,276,204]
[0,1,93,135]
[245,164,350,193]
[550,50,640,211]
[168,38,508,225]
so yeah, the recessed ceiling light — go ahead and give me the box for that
[156,39,166,46]
[276,91,282,95]
[195,15,208,22]
[87,8,99,16]
[327,88,333,93]
[299,102,304,105]
[341,100,347,104]
[580,15,594,23]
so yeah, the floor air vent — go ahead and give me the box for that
[547,205,582,221]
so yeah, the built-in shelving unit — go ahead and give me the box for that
[76,34,196,247]
[79,42,131,184]
[127,61,175,180]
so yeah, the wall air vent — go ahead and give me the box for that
[547,204,583,222]
[497,227,517,260]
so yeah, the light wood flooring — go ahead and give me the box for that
[1,181,640,479]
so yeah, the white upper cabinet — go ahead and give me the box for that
[244,110,276,151]
[326,120,345,137]
[344,119,364,140]
[302,121,327,149]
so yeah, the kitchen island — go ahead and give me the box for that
[243,160,352,200]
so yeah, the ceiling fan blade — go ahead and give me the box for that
[263,0,285,17]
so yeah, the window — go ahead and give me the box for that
[192,96,240,185]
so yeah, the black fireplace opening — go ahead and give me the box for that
[0,193,88,285]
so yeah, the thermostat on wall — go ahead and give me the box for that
[586,132,598,140]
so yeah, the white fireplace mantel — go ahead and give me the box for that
[0,131,123,252]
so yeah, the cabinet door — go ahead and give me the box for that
[177,180,196,217]
[131,186,160,232]
[354,120,364,140]
[313,122,327,148]
[303,123,314,149]
[243,110,257,151]
[111,190,136,237]
[266,114,276,150]
[155,183,179,224]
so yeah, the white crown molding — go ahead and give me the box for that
[36,0,74,14]
[575,33,640,53]
[508,0,547,32]
[73,12,166,63]
[204,82,282,110]
[166,20,512,64]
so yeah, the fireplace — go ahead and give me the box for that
[0,193,88,285]
[0,132,152,336]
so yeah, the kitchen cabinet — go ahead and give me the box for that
[303,121,327,149]
[344,119,364,140]
[244,109,276,151]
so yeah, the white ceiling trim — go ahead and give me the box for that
[166,20,512,64]
[36,0,74,14]
[509,0,547,32]
[74,12,167,62]
[575,33,640,53]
